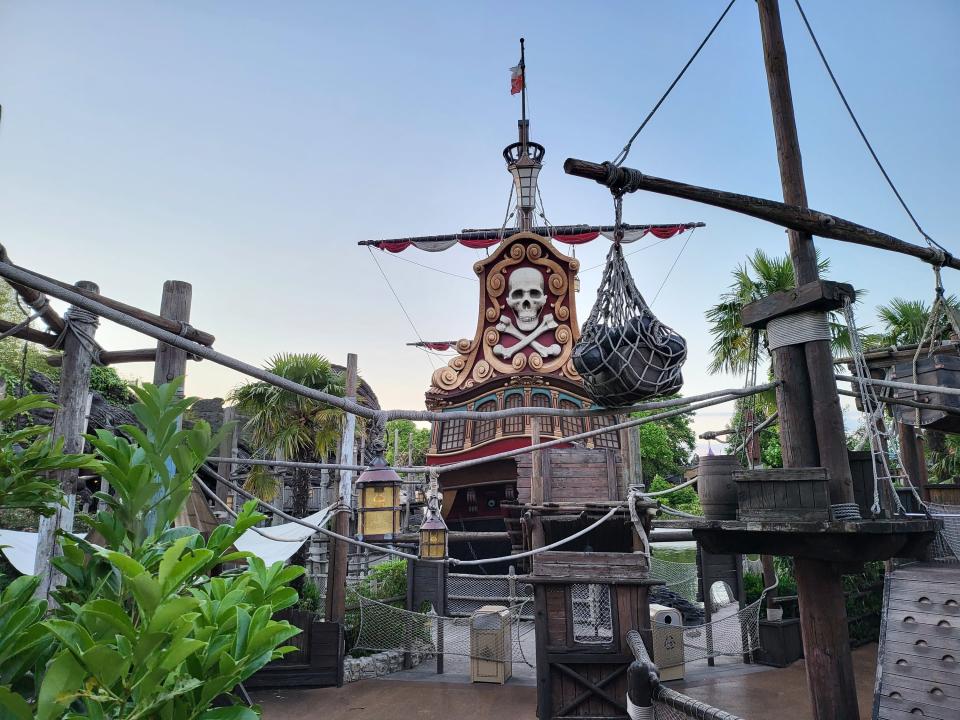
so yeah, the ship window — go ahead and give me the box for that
[532,393,553,435]
[472,399,497,444]
[592,414,620,449]
[503,393,525,435]
[559,399,584,437]
[571,583,614,644]
[439,417,466,452]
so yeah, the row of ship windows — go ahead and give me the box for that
[435,394,620,452]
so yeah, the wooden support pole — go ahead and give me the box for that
[897,422,928,501]
[0,318,58,348]
[34,281,99,602]
[326,353,357,625]
[47,347,159,367]
[0,246,66,334]
[9,264,216,346]
[756,2,859,717]
[794,558,859,720]
[216,406,238,502]
[761,555,778,612]
[530,421,543,506]
[153,281,192,389]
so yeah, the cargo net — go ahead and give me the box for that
[572,241,686,406]
[628,630,745,720]
[927,502,960,560]
[350,593,535,666]
[654,595,766,667]
[446,573,534,620]
[649,556,699,604]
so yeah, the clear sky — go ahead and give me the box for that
[1,1,956,452]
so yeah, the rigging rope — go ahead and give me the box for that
[367,247,437,371]
[613,0,738,167]
[841,296,909,515]
[650,227,697,307]
[793,0,950,259]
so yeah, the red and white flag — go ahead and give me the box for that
[510,64,524,95]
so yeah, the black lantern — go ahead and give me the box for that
[355,456,402,541]
[419,493,448,560]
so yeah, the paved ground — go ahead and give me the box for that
[254,644,879,720]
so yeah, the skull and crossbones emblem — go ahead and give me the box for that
[493,267,561,359]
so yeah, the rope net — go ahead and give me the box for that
[927,502,960,560]
[446,573,534,619]
[573,241,687,406]
[351,593,534,665]
[649,556,699,604]
[650,595,766,668]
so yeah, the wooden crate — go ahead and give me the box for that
[890,354,960,433]
[733,468,831,522]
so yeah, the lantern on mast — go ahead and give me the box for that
[504,38,544,232]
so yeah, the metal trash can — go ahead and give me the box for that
[470,605,512,684]
[650,603,684,681]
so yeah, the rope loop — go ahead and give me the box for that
[51,305,103,365]
[178,321,193,337]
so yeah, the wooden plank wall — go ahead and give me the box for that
[246,612,344,688]
[517,448,625,504]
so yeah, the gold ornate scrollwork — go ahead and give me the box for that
[529,353,543,370]
[511,354,527,371]
[472,359,492,383]
[484,328,500,346]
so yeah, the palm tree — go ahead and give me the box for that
[867,296,960,348]
[230,353,347,543]
[705,249,835,376]
[866,295,960,462]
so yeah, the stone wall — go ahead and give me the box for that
[342,649,430,683]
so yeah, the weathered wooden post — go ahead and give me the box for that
[153,280,192,389]
[34,280,99,601]
[326,353,357,624]
[145,280,192,535]
[756,1,858,717]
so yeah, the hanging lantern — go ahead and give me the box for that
[355,456,402,541]
[419,505,448,560]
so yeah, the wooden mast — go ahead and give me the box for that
[756,2,858,718]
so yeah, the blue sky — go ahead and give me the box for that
[1,1,956,451]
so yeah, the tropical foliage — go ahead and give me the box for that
[705,249,846,376]
[630,405,696,483]
[648,475,701,516]
[0,381,305,720]
[229,353,347,507]
[0,395,93,515]
[382,419,430,467]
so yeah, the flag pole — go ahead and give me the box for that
[520,37,526,129]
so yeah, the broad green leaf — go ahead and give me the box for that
[36,652,86,720]
[199,706,259,720]
[0,686,32,720]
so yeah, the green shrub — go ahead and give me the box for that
[648,474,702,516]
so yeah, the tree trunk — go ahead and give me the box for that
[291,465,310,589]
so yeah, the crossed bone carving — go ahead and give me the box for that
[493,314,561,359]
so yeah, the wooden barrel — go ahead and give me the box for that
[697,454,742,520]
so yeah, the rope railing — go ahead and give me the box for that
[626,631,744,720]
[0,258,777,426]
[836,373,960,398]
[206,384,775,477]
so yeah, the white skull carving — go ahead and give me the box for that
[507,267,546,332]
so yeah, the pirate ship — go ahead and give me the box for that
[359,48,698,566]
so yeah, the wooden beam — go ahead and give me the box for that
[33,281,99,602]
[741,280,855,329]
[8,263,216,346]
[0,246,65,334]
[560,161,959,271]
[0,318,58,348]
[46,347,158,367]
